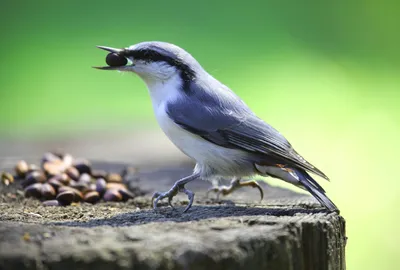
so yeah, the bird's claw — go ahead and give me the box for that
[206,180,264,201]
[253,182,264,201]
[180,186,194,212]
[240,180,264,201]
[206,187,223,201]
[151,184,195,212]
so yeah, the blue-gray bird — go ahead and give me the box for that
[94,41,338,213]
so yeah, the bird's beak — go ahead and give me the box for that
[93,45,128,70]
[96,45,123,54]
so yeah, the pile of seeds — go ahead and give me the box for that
[1,152,136,206]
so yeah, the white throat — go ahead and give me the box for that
[139,72,183,109]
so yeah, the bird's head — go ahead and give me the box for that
[94,41,200,85]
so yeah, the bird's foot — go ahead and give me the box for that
[152,177,197,212]
[206,178,264,201]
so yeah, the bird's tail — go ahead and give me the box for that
[296,169,339,213]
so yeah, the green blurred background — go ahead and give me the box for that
[1,0,399,268]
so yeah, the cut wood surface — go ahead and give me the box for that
[0,161,346,270]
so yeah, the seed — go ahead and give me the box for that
[43,200,60,206]
[43,160,65,176]
[70,181,89,192]
[41,183,56,200]
[106,182,127,191]
[79,173,92,185]
[51,173,70,185]
[73,159,92,175]
[52,151,65,159]
[96,178,107,195]
[58,186,83,202]
[48,173,70,186]
[91,169,107,179]
[106,53,127,67]
[48,178,63,191]
[84,191,100,204]
[119,189,134,201]
[84,183,96,193]
[15,160,29,177]
[65,167,80,180]
[103,189,122,202]
[106,173,122,183]
[27,164,40,173]
[62,154,74,168]
[1,172,14,186]
[69,179,77,186]
[56,191,74,205]
[24,183,43,199]
[22,171,46,188]
[41,152,61,165]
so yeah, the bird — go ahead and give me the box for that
[94,41,338,213]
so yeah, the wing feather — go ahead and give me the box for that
[166,81,329,180]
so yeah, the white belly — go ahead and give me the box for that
[154,103,253,178]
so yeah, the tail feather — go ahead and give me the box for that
[296,169,338,213]
[301,170,326,193]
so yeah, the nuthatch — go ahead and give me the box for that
[95,41,338,213]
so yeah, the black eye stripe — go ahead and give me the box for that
[131,49,174,63]
[124,49,195,81]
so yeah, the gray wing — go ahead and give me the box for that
[166,84,328,180]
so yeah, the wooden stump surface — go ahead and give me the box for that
[0,161,346,270]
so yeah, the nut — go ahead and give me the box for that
[84,191,100,204]
[106,173,122,183]
[41,152,61,165]
[85,183,97,193]
[106,53,127,67]
[56,191,74,205]
[27,164,40,173]
[43,160,65,176]
[62,154,74,168]
[119,189,134,201]
[47,178,64,191]
[73,159,92,175]
[6,151,142,206]
[1,171,14,186]
[106,182,127,191]
[103,189,122,202]
[41,183,56,200]
[15,160,29,177]
[58,186,83,202]
[51,173,70,185]
[91,169,107,179]
[24,183,43,199]
[78,173,92,185]
[65,167,80,181]
[22,171,46,188]
[70,180,89,192]
[95,178,107,195]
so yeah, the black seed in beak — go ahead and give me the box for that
[106,53,128,67]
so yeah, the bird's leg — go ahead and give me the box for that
[152,173,200,212]
[207,177,264,201]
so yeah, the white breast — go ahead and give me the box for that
[156,104,253,177]
[143,73,254,178]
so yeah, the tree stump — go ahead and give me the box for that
[0,161,346,270]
